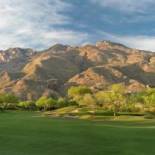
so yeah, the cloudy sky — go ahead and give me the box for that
[1,0,155,51]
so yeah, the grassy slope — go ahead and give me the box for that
[0,111,155,155]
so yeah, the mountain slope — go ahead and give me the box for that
[0,48,36,73]
[0,40,155,99]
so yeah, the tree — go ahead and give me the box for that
[46,98,57,110]
[142,88,155,107]
[127,93,144,105]
[95,91,109,107]
[109,84,126,116]
[79,94,97,107]
[0,93,19,110]
[18,101,36,110]
[35,97,57,111]
[68,86,92,106]
[68,86,92,98]
[56,98,69,108]
[95,84,126,116]
[35,97,48,110]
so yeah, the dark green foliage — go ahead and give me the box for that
[56,98,77,108]
[56,98,69,108]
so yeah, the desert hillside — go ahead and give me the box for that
[0,40,155,100]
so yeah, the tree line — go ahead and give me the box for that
[1,84,155,116]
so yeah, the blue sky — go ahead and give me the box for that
[1,0,155,51]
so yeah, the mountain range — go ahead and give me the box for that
[0,40,155,100]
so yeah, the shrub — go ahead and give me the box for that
[68,86,92,98]
[18,101,36,110]
[0,93,19,110]
[35,96,57,111]
[79,94,97,107]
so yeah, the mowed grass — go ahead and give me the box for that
[0,112,155,155]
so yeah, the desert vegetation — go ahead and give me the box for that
[1,84,155,119]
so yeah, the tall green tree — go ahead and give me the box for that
[79,94,97,107]
[96,84,126,116]
[68,86,92,106]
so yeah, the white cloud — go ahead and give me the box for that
[29,29,89,50]
[99,31,155,51]
[1,0,155,51]
[43,30,89,44]
[0,0,89,50]
[0,28,89,50]
[0,0,70,29]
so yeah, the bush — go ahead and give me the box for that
[0,93,19,110]
[35,96,57,111]
[56,98,69,108]
[18,101,36,110]
[79,94,97,107]
[68,86,92,98]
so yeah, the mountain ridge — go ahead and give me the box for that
[0,40,155,100]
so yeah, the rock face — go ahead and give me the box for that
[0,40,155,99]
[0,48,36,73]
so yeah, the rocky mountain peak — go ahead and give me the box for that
[96,40,128,50]
[0,48,35,64]
[45,44,69,54]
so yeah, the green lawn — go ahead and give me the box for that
[0,111,155,155]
